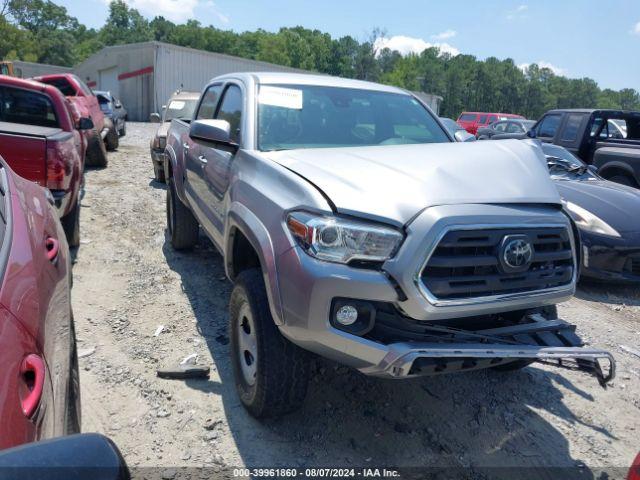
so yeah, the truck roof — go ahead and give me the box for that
[212,72,408,95]
[0,74,51,94]
[546,108,640,115]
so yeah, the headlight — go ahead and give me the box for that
[565,201,620,237]
[286,212,403,264]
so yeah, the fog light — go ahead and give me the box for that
[336,305,358,325]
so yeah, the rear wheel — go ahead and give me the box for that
[85,129,108,168]
[230,269,310,418]
[61,198,80,248]
[166,177,199,249]
[154,164,166,183]
[105,126,119,151]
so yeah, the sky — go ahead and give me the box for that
[55,0,640,92]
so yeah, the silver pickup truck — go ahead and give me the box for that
[164,72,614,418]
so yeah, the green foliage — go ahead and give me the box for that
[2,0,639,117]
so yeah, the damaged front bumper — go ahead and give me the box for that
[360,314,615,387]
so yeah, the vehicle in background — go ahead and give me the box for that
[165,72,613,418]
[0,155,79,451]
[629,452,640,480]
[456,111,525,135]
[33,74,109,167]
[0,75,90,246]
[476,119,535,140]
[524,109,640,188]
[95,90,127,137]
[0,434,129,480]
[0,61,15,76]
[149,90,199,182]
[537,142,640,283]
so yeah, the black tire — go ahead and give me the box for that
[118,123,126,137]
[166,177,199,249]
[85,129,108,168]
[61,198,81,248]
[492,305,558,372]
[105,126,119,151]
[154,164,166,183]
[65,315,81,434]
[230,269,310,418]
[607,174,638,188]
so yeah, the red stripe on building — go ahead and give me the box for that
[117,66,154,81]
[87,80,97,87]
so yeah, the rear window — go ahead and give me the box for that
[458,113,477,122]
[479,115,488,124]
[41,77,75,96]
[0,86,58,128]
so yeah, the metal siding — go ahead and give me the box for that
[11,61,72,78]
[154,44,306,116]
[75,44,155,121]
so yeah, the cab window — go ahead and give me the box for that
[537,114,562,138]
[215,85,243,143]
[196,85,223,120]
[0,86,58,127]
[560,114,583,142]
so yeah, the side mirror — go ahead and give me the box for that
[78,117,94,130]
[454,130,476,142]
[149,113,161,123]
[189,119,239,153]
[526,129,537,139]
[0,433,129,480]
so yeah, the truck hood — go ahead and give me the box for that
[263,140,561,225]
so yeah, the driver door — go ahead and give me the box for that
[201,83,244,246]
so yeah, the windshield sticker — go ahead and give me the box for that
[169,101,185,110]
[259,86,303,110]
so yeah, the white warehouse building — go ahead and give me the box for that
[74,41,443,121]
[74,41,305,121]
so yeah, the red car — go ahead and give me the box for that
[0,75,89,247]
[0,154,79,451]
[457,111,525,135]
[33,74,109,168]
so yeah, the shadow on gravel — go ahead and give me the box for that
[163,232,605,479]
[149,179,168,190]
[576,280,640,307]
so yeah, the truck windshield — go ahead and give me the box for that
[0,86,58,128]
[258,84,450,151]
[164,99,197,122]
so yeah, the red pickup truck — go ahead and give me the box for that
[33,74,109,168]
[0,75,91,246]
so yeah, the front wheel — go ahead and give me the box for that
[230,269,310,418]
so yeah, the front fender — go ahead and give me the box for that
[225,203,284,325]
[597,160,638,182]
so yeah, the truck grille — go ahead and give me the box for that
[421,227,574,300]
[625,257,640,275]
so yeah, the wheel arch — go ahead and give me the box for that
[225,203,284,325]
[597,161,639,186]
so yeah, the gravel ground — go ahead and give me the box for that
[73,123,640,479]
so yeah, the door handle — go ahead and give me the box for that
[183,143,190,150]
[20,354,45,418]
[198,155,208,165]
[45,237,59,263]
